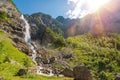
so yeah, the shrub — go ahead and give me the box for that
[0,11,10,22]
[46,27,66,47]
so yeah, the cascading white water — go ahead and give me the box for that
[20,15,37,64]
[20,15,54,76]
[37,66,54,76]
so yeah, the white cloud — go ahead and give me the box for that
[67,0,89,19]
[67,0,111,19]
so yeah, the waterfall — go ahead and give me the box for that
[20,15,37,64]
[20,15,54,76]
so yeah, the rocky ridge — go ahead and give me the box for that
[25,0,120,39]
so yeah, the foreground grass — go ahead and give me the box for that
[22,74,72,80]
[0,30,33,80]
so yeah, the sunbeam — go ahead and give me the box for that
[67,0,111,19]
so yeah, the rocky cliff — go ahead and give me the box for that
[0,0,32,55]
[0,0,23,36]
[24,13,64,47]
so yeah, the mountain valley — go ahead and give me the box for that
[0,0,120,80]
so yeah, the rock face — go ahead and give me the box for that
[115,74,120,80]
[0,0,24,37]
[73,65,92,80]
[12,37,33,56]
[0,0,33,55]
[24,13,63,46]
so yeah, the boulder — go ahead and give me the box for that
[62,68,73,77]
[115,74,120,80]
[17,69,28,76]
[36,57,41,65]
[62,54,73,59]
[41,58,49,64]
[0,77,4,80]
[73,65,92,80]
[49,57,55,64]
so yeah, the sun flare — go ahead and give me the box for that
[87,0,110,12]
[67,0,111,18]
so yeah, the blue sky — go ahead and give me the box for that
[13,0,69,18]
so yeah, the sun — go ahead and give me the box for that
[67,0,111,18]
[87,0,111,12]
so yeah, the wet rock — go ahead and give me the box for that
[62,68,73,77]
[36,48,51,64]
[37,48,48,56]
[49,57,55,64]
[73,65,92,80]
[12,37,33,56]
[40,69,51,74]
[41,58,49,64]
[53,68,62,76]
[36,57,41,65]
[115,74,120,80]
[63,54,73,59]
[17,69,28,76]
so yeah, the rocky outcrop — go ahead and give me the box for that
[115,74,120,80]
[12,37,33,55]
[24,13,63,46]
[0,0,33,55]
[0,0,24,37]
[31,48,74,75]
[73,65,92,80]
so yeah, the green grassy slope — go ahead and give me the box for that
[66,33,120,80]
[0,30,33,80]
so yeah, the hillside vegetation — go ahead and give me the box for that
[0,30,33,80]
[0,11,10,22]
[45,27,66,47]
[65,33,120,80]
